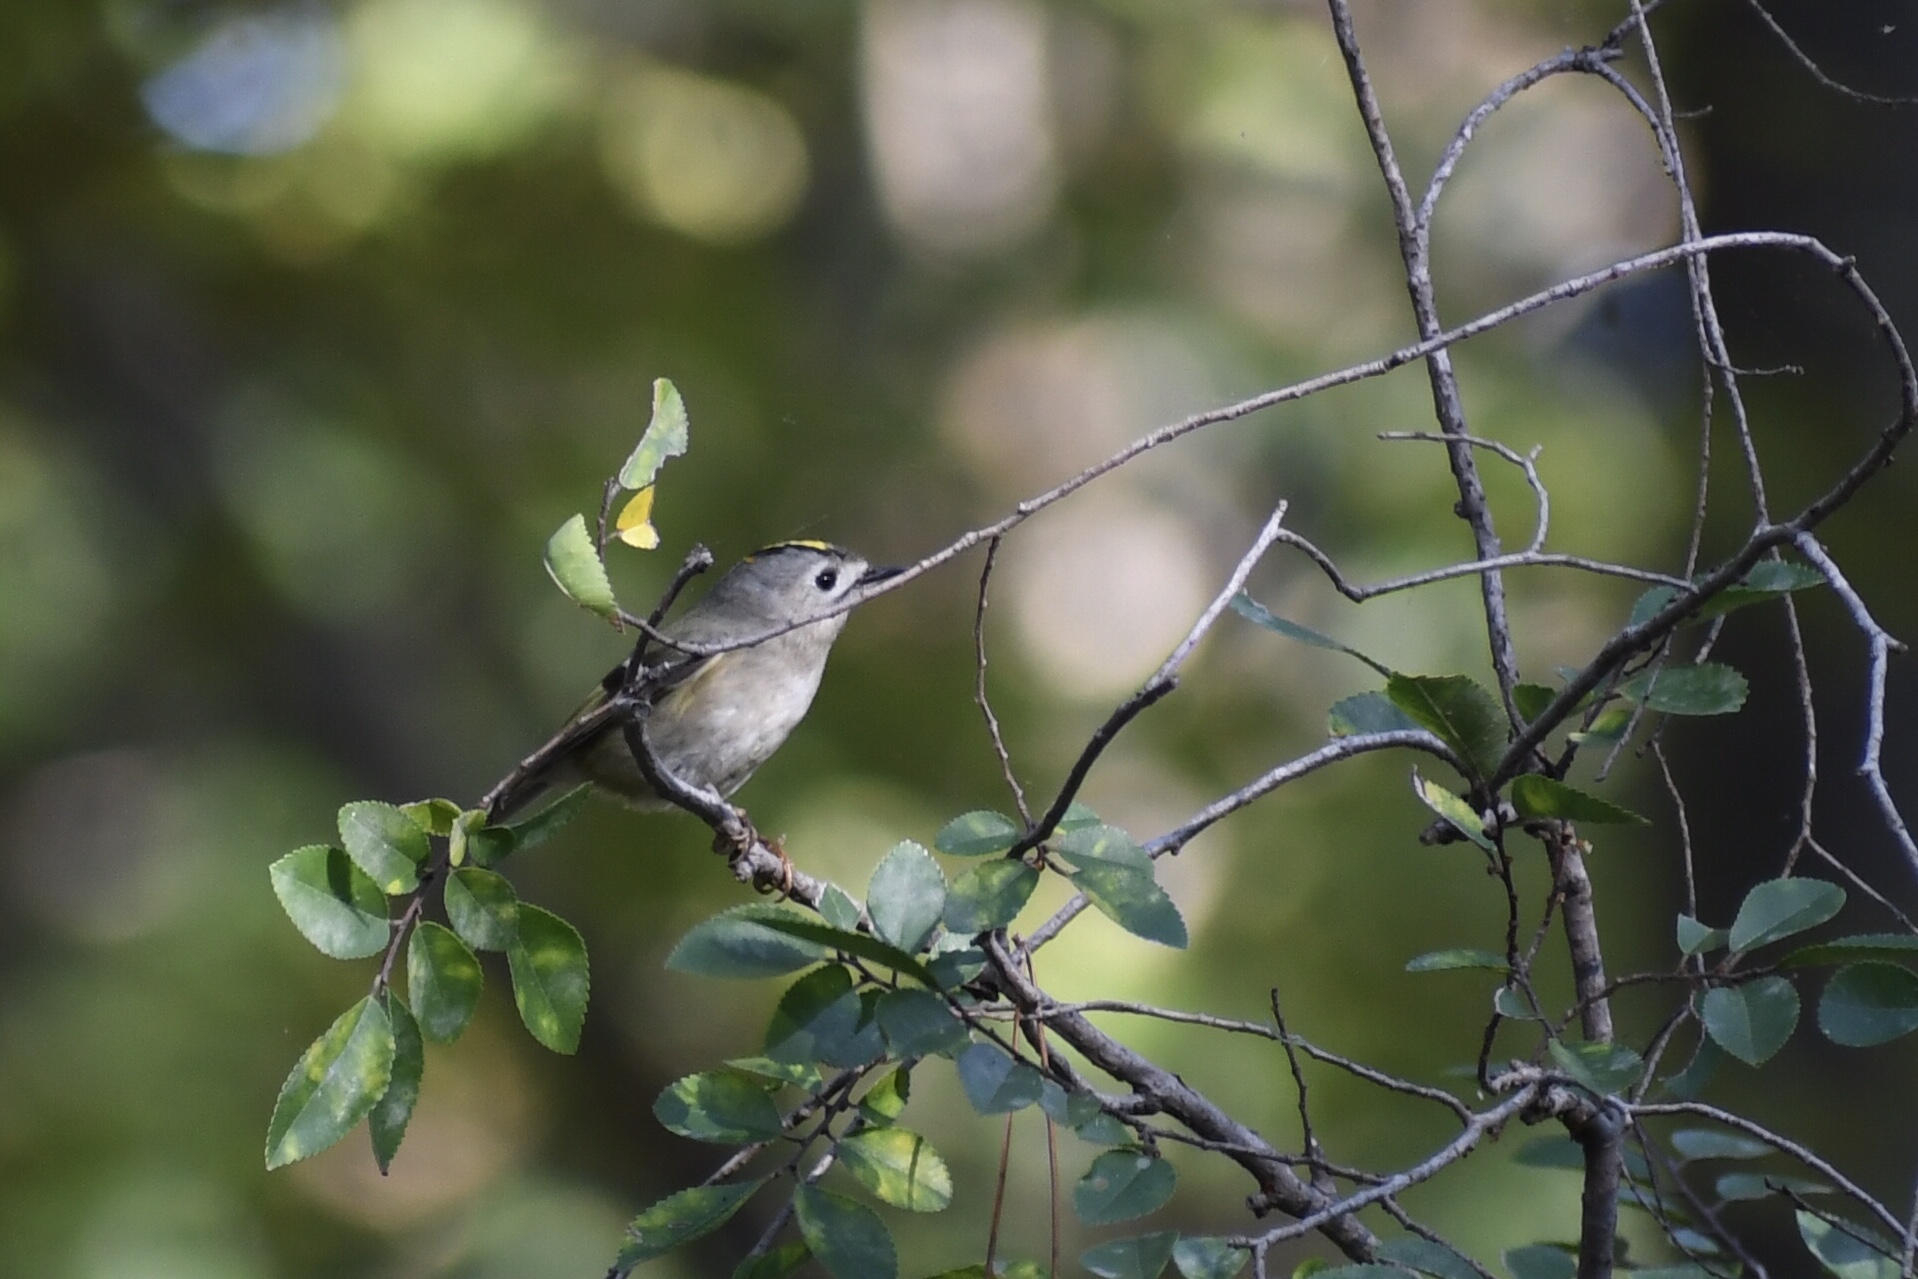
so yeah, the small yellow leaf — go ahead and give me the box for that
[615,486,660,549]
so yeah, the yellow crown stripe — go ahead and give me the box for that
[749,539,838,558]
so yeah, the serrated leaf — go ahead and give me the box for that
[1785,933,1918,966]
[1328,691,1421,737]
[1504,1245,1574,1279]
[1411,771,1493,850]
[619,377,691,491]
[1730,878,1846,952]
[369,993,422,1174]
[1677,915,1728,956]
[867,842,947,954]
[444,866,519,951]
[1669,1128,1771,1160]
[1231,594,1391,675]
[1173,1237,1248,1279]
[1628,561,1824,628]
[1509,775,1647,825]
[751,915,939,988]
[337,800,429,895]
[1797,1209,1900,1279]
[1619,663,1748,716]
[1405,948,1506,973]
[1056,822,1152,869]
[1566,703,1633,746]
[1081,1232,1178,1279]
[270,845,391,959]
[875,989,967,1058]
[667,904,830,979]
[1387,674,1506,779]
[943,860,1039,933]
[1818,962,1918,1046]
[401,798,462,836]
[507,904,590,1053]
[613,1178,767,1273]
[1074,1148,1176,1224]
[820,883,864,931]
[1702,977,1799,1065]
[1718,1172,1828,1202]
[838,1127,953,1212]
[1059,801,1101,832]
[450,807,515,869]
[935,810,1022,857]
[614,485,660,550]
[794,1183,897,1279]
[264,997,395,1169]
[1548,1039,1642,1095]
[1072,862,1188,949]
[859,1065,911,1125]
[1512,683,1557,723]
[544,513,619,618]
[654,1069,785,1143]
[727,1057,824,1090]
[407,920,482,1043]
[1372,1238,1479,1279]
[955,1042,1043,1114]
[734,1242,812,1279]
[765,965,883,1067]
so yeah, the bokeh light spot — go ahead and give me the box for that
[141,6,345,156]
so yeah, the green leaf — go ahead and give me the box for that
[505,783,590,854]
[506,904,590,1054]
[1818,962,1918,1046]
[955,1042,1043,1114]
[734,1243,812,1279]
[1387,674,1506,779]
[1669,1128,1771,1160]
[1410,771,1493,850]
[546,513,619,616]
[443,866,519,951]
[1661,1035,1721,1100]
[1316,1268,1424,1279]
[1509,775,1647,825]
[875,989,968,1058]
[1618,663,1748,716]
[727,1057,823,1090]
[1072,862,1189,949]
[1493,985,1536,1019]
[1729,878,1846,952]
[1797,1209,1900,1279]
[859,1065,911,1126]
[1075,1113,1134,1147]
[269,845,391,959]
[794,1183,897,1279]
[1081,1232,1179,1279]
[1785,932,1918,967]
[1172,1237,1248,1279]
[866,842,948,955]
[369,993,422,1174]
[943,859,1039,933]
[401,798,462,836]
[407,921,482,1043]
[613,1178,766,1272]
[1328,691,1421,737]
[820,883,864,931]
[1405,948,1506,973]
[1512,683,1557,723]
[838,1127,953,1212]
[1056,823,1153,870]
[1677,915,1728,956]
[1504,1246,1574,1279]
[1372,1238,1479,1279]
[765,965,883,1067]
[1074,1148,1176,1224]
[1548,1039,1642,1095]
[264,997,396,1169]
[751,915,939,988]
[667,904,831,979]
[619,376,691,491]
[1513,1137,1584,1170]
[1231,594,1391,675]
[1718,1172,1828,1202]
[1566,703,1633,746]
[450,808,516,869]
[1628,561,1824,628]
[1702,977,1800,1065]
[926,943,986,989]
[337,800,429,895]
[654,1069,786,1143]
[1059,801,1102,832]
[935,810,1022,857]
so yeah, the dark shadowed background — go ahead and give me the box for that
[1,0,1914,1275]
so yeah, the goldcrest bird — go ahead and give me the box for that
[492,541,900,821]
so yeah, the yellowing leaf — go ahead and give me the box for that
[615,486,660,549]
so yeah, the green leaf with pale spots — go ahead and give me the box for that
[507,904,590,1053]
[612,1177,766,1273]
[1071,862,1188,949]
[407,921,482,1043]
[1387,674,1506,779]
[544,514,618,618]
[444,866,519,951]
[1410,771,1492,850]
[943,860,1038,933]
[1074,1148,1176,1224]
[935,810,1021,857]
[264,996,395,1169]
[369,992,422,1173]
[1056,823,1152,870]
[618,377,691,491]
[270,844,390,959]
[1797,1209,1900,1279]
[338,800,429,895]
[1081,1232,1178,1279]
[858,1065,911,1126]
[653,1069,785,1143]
[794,1184,897,1279]
[401,798,461,837]
[837,1127,953,1211]
[867,841,946,954]
[1510,775,1647,825]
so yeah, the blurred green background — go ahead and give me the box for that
[1,0,1915,1275]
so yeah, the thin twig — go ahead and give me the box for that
[974,536,1031,824]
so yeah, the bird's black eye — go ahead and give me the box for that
[814,568,838,592]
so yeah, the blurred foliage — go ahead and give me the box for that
[1,0,1916,1277]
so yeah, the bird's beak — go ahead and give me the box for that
[855,563,906,588]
